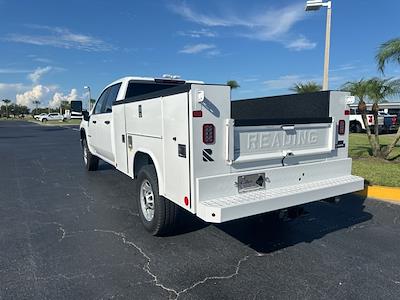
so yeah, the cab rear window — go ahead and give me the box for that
[125,82,180,99]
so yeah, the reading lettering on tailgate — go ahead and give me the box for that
[235,125,331,156]
[248,130,318,150]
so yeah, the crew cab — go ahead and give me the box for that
[80,76,364,235]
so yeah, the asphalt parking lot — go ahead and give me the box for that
[1,120,400,300]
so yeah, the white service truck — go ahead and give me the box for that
[80,77,364,235]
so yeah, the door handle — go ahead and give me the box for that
[92,120,97,124]
[138,105,142,118]
[104,121,110,125]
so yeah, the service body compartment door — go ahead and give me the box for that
[162,93,192,211]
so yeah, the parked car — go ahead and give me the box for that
[38,113,65,122]
[80,76,364,235]
[34,113,47,120]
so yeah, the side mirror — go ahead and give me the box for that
[82,110,90,121]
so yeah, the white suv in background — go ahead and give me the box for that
[38,113,65,122]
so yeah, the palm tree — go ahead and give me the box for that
[1,99,11,118]
[341,79,377,153]
[290,82,322,94]
[226,80,240,89]
[366,78,400,158]
[376,38,400,73]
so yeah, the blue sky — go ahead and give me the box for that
[0,0,399,108]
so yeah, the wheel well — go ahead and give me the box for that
[80,129,86,139]
[80,129,86,145]
[133,152,154,178]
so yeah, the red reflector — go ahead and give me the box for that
[338,120,346,135]
[203,124,215,144]
[184,196,189,206]
[392,117,397,125]
[193,110,203,117]
[344,110,350,115]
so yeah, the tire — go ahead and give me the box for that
[42,118,47,123]
[82,137,99,171]
[136,165,178,236]
[350,122,362,133]
[355,123,362,133]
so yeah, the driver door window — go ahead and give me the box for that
[89,83,121,162]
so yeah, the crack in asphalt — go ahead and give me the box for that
[93,229,179,298]
[93,229,251,299]
[174,255,250,299]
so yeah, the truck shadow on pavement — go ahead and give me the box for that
[174,194,372,254]
[213,194,372,254]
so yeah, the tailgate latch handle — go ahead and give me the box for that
[281,125,295,131]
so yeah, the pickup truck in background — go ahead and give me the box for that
[349,109,380,133]
[349,109,398,133]
[378,111,399,133]
[80,76,364,235]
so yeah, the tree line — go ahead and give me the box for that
[290,38,400,161]
[227,38,400,161]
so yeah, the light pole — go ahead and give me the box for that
[84,86,92,111]
[33,100,40,115]
[305,0,332,91]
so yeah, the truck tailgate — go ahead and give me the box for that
[231,122,335,163]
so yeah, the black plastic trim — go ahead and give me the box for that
[114,84,192,106]
[235,117,333,127]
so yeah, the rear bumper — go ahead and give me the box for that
[195,159,364,223]
[197,175,364,223]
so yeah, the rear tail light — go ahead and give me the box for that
[338,120,346,135]
[344,110,350,115]
[203,124,215,144]
[392,116,397,125]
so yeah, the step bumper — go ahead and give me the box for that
[197,175,364,223]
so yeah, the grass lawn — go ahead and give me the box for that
[29,118,82,126]
[349,134,400,187]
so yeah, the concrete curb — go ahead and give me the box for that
[357,185,400,203]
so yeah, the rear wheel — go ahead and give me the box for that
[82,137,99,171]
[136,165,178,236]
[350,122,362,133]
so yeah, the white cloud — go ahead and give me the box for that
[0,68,32,74]
[15,85,52,108]
[5,25,114,52]
[179,43,216,54]
[264,75,304,90]
[28,66,52,83]
[285,36,316,51]
[178,28,217,38]
[49,89,79,108]
[264,75,322,91]
[0,83,28,99]
[170,2,315,51]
